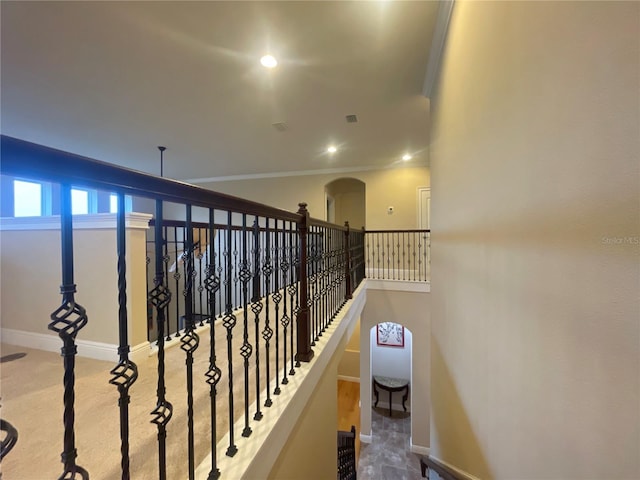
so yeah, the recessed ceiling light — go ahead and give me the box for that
[260,55,278,68]
[327,146,337,154]
[402,154,412,161]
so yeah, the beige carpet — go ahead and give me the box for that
[1,312,296,479]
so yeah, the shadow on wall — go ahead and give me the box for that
[431,339,492,479]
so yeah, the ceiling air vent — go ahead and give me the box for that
[345,114,358,123]
[272,122,288,132]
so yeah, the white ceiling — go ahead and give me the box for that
[1,1,439,181]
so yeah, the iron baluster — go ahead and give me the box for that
[251,217,264,420]
[149,200,173,480]
[49,183,89,480]
[272,221,281,395]
[173,226,182,338]
[198,229,205,326]
[109,192,139,480]
[204,209,222,480]
[287,223,296,375]
[239,214,253,437]
[181,206,200,480]
[223,212,238,456]
[262,219,274,407]
[279,221,290,386]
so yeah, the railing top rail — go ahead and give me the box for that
[364,229,430,233]
[0,135,301,222]
[308,217,348,231]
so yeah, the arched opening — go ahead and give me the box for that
[324,178,366,229]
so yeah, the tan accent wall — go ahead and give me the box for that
[198,166,430,230]
[430,1,640,478]
[338,317,361,379]
[267,332,345,480]
[0,226,149,347]
[360,290,430,448]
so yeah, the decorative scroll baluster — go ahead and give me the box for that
[251,217,264,420]
[233,230,239,310]
[198,230,205,326]
[280,220,290,386]
[239,214,253,437]
[223,212,238,456]
[204,209,222,480]
[173,226,182,338]
[109,192,139,480]
[217,230,224,318]
[295,203,313,363]
[272,221,281,395]
[49,183,89,480]
[149,200,173,480]
[262,219,274,407]
[181,206,200,480]
[163,228,171,338]
[288,223,298,372]
[0,418,18,463]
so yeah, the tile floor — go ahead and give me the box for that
[358,407,430,480]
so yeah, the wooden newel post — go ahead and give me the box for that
[344,221,352,300]
[296,203,314,362]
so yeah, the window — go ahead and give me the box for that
[71,189,89,215]
[109,194,118,213]
[13,180,42,217]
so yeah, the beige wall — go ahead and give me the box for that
[430,2,640,478]
[360,289,430,449]
[338,317,360,379]
[198,166,430,230]
[326,178,366,229]
[268,332,345,480]
[1,224,149,348]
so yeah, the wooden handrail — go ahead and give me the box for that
[0,135,300,222]
[365,229,430,233]
[420,456,462,480]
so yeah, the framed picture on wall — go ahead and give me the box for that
[376,322,404,348]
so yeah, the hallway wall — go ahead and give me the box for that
[195,166,430,230]
[430,1,640,478]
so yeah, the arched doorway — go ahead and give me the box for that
[324,178,366,229]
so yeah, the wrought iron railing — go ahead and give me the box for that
[0,135,367,479]
[364,229,430,282]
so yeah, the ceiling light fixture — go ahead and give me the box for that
[327,146,337,154]
[402,154,412,161]
[260,55,278,68]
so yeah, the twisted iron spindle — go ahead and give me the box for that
[289,223,298,372]
[181,206,200,480]
[149,200,173,480]
[280,222,290,386]
[204,209,222,480]
[223,212,238,456]
[173,226,182,338]
[251,217,264,420]
[48,183,89,480]
[262,219,274,407]
[272,221,282,395]
[239,214,253,438]
[109,193,139,480]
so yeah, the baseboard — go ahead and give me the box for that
[1,328,149,364]
[337,375,360,383]
[359,433,372,444]
[409,439,430,456]
[129,341,151,364]
[429,455,481,480]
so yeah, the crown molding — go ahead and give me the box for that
[422,0,455,98]
[182,161,429,185]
